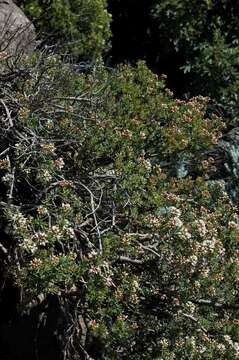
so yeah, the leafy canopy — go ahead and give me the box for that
[0,53,238,358]
[19,0,111,60]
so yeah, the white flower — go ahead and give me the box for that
[30,258,43,268]
[52,225,60,233]
[185,301,195,314]
[66,227,75,238]
[202,237,217,252]
[51,225,62,240]
[88,250,98,258]
[34,232,48,245]
[233,342,239,353]
[189,336,196,348]
[143,159,152,171]
[201,267,210,278]
[171,217,183,228]
[132,280,139,289]
[10,210,28,229]
[37,206,48,216]
[159,338,169,348]
[20,238,38,254]
[217,343,226,351]
[179,226,191,240]
[169,206,181,218]
[195,219,207,236]
[224,335,233,345]
[41,143,56,153]
[189,255,198,267]
[139,131,146,139]
[62,203,71,210]
[89,266,101,274]
[45,120,53,129]
[54,158,65,170]
[0,158,10,170]
[228,221,239,230]
[2,173,13,183]
[41,169,52,182]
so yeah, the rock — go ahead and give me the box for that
[216,127,239,177]
[160,127,239,182]
[0,0,36,57]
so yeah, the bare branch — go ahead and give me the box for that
[117,256,143,265]
[0,242,8,254]
[193,298,239,309]
[0,99,13,128]
[0,147,10,157]
[181,312,208,334]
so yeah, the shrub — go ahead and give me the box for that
[0,54,238,359]
[186,31,239,123]
[18,0,111,60]
[150,0,239,122]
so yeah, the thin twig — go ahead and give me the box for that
[0,242,8,254]
[8,166,15,203]
[139,243,161,258]
[77,181,103,254]
[0,99,13,127]
[117,256,143,265]
[181,312,208,334]
[0,147,9,157]
[193,298,239,309]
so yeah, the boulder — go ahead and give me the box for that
[0,0,36,57]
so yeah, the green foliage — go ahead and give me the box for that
[19,0,111,60]
[151,0,212,54]
[188,31,239,122]
[150,0,239,120]
[151,0,239,60]
[0,53,239,359]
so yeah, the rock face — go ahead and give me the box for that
[0,0,35,57]
[164,127,239,182]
